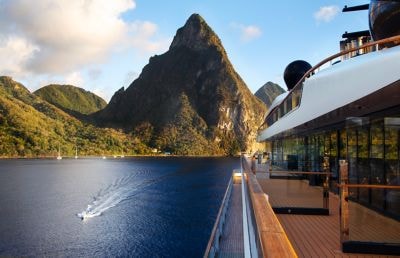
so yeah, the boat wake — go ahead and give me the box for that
[77,171,175,221]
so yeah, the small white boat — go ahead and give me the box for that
[57,145,62,160]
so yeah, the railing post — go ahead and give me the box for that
[322,156,330,209]
[339,160,349,244]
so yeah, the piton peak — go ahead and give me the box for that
[169,13,223,52]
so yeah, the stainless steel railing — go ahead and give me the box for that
[203,175,233,258]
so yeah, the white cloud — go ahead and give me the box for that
[0,0,169,79]
[314,5,340,23]
[242,26,262,42]
[65,71,84,87]
[127,21,171,54]
[0,36,38,78]
[231,23,262,43]
[0,0,135,74]
[92,88,109,102]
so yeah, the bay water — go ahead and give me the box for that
[0,157,239,257]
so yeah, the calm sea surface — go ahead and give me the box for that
[0,157,239,257]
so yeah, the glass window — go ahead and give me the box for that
[347,128,358,200]
[339,129,347,159]
[385,123,400,217]
[279,104,284,118]
[371,121,384,159]
[358,127,369,159]
[370,120,384,210]
[324,133,330,156]
[357,127,370,204]
[286,95,292,114]
[330,131,338,176]
[292,89,299,108]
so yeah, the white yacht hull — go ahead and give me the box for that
[258,45,400,141]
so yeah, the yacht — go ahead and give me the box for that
[205,1,400,257]
[257,4,400,220]
[255,0,400,254]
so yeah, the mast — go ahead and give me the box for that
[57,144,62,160]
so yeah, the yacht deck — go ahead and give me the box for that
[257,177,400,257]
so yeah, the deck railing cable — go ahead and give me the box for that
[241,156,261,258]
[203,176,233,258]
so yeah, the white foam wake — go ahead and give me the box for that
[77,175,138,221]
[77,171,175,221]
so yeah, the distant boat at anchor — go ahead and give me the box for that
[56,145,62,160]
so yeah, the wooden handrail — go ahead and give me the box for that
[263,34,400,123]
[242,156,298,257]
[245,171,298,257]
[336,183,400,189]
[294,35,400,92]
[203,176,233,258]
[270,171,332,175]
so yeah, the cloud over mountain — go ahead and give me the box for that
[0,0,168,78]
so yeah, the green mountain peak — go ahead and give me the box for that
[255,81,285,108]
[93,14,266,155]
[169,13,225,53]
[34,84,107,115]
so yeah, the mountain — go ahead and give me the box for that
[34,84,107,115]
[0,76,144,157]
[255,81,285,108]
[93,14,266,155]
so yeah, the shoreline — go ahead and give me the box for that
[0,154,240,160]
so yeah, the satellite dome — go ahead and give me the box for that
[369,0,400,41]
[283,60,312,91]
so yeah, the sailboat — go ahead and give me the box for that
[74,145,78,159]
[57,145,62,160]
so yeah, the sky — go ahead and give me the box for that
[0,0,369,102]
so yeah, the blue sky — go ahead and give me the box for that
[0,0,369,101]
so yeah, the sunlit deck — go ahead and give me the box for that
[259,179,324,208]
[205,159,399,257]
[257,176,400,257]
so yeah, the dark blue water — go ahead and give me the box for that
[0,157,239,257]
